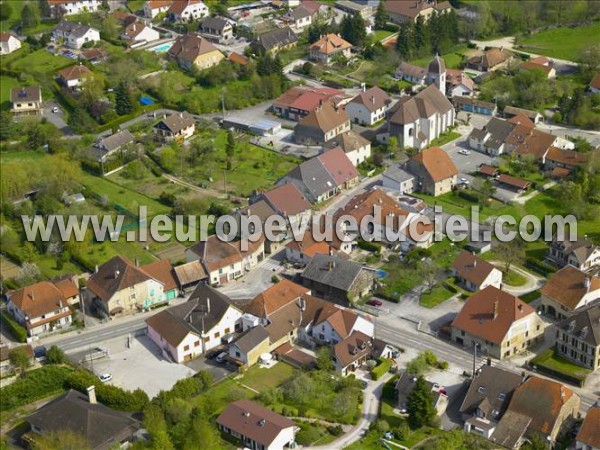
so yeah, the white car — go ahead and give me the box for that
[215,352,228,364]
[52,106,59,113]
[99,373,112,382]
[458,149,470,155]
[459,177,470,185]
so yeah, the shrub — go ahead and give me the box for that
[0,366,72,412]
[271,275,279,283]
[375,419,390,432]
[1,311,27,343]
[458,190,480,203]
[370,358,392,380]
[46,345,67,364]
[525,257,555,276]
[327,425,344,436]
[358,239,382,254]
[437,361,449,371]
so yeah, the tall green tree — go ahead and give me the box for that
[397,22,415,59]
[374,0,388,30]
[0,110,14,141]
[406,376,436,428]
[225,130,235,170]
[341,12,367,47]
[21,4,40,29]
[115,82,134,116]
[0,2,12,20]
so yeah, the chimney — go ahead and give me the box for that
[473,259,477,268]
[492,301,498,319]
[584,277,591,291]
[371,96,375,105]
[329,245,333,256]
[114,269,120,279]
[87,386,97,404]
[95,265,99,273]
[135,258,139,267]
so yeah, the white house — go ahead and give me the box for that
[146,284,242,362]
[311,307,374,345]
[121,22,160,44]
[167,0,208,22]
[53,21,100,49]
[324,130,371,167]
[0,32,21,55]
[452,250,503,292]
[144,0,173,18]
[382,164,416,194]
[540,266,600,320]
[48,0,100,17]
[345,86,392,126]
[57,64,92,89]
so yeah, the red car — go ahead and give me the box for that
[367,299,383,307]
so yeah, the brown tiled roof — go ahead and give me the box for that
[157,111,195,134]
[273,86,342,112]
[141,259,177,292]
[348,86,391,113]
[521,61,553,74]
[411,146,458,182]
[317,147,358,186]
[530,56,550,65]
[86,256,152,302]
[507,113,535,128]
[504,105,541,120]
[389,85,453,125]
[515,129,556,160]
[497,174,530,190]
[0,32,17,42]
[217,400,296,447]
[187,234,264,272]
[243,279,310,318]
[451,286,535,345]
[238,199,277,224]
[228,52,249,65]
[452,250,498,287]
[8,279,77,319]
[590,73,600,90]
[545,147,587,167]
[147,0,173,9]
[549,167,571,178]
[468,48,513,70]
[123,22,149,39]
[577,405,600,449]
[445,69,474,90]
[58,64,92,81]
[334,330,372,368]
[10,86,41,103]
[81,48,108,61]
[507,376,577,435]
[316,308,362,340]
[310,33,352,55]
[286,233,332,258]
[384,0,451,18]
[325,130,370,154]
[297,100,349,134]
[173,260,207,286]
[540,265,600,310]
[335,188,409,228]
[479,164,498,177]
[146,308,197,347]
[53,276,80,299]
[168,33,220,64]
[263,183,311,216]
[168,0,203,16]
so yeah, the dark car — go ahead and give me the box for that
[366,299,383,307]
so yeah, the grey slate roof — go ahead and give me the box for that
[302,254,364,292]
[383,164,415,184]
[155,111,195,134]
[285,158,337,199]
[257,26,298,52]
[474,117,515,150]
[97,129,134,152]
[490,410,531,449]
[54,21,96,38]
[232,326,270,353]
[200,16,229,33]
[557,304,600,348]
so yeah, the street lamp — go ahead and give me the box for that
[472,342,481,378]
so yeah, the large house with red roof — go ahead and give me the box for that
[309,33,352,65]
[294,100,351,145]
[272,86,347,121]
[407,146,458,196]
[540,265,600,320]
[258,182,312,226]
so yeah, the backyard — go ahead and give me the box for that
[517,23,600,60]
[410,45,469,69]
[531,348,591,384]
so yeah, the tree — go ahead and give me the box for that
[0,2,12,20]
[17,262,42,285]
[0,110,14,141]
[9,347,31,375]
[316,346,334,372]
[418,260,444,294]
[578,43,600,78]
[31,430,91,450]
[47,345,67,364]
[374,0,388,30]
[38,0,51,18]
[396,22,414,58]
[495,239,525,274]
[21,4,40,29]
[115,82,134,116]
[183,416,222,450]
[341,12,367,47]
[225,130,236,170]
[406,376,436,428]
[68,107,96,134]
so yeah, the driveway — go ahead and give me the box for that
[43,101,73,135]
[184,355,237,382]
[490,262,544,296]
[219,251,286,299]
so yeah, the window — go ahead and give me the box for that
[477,386,485,394]
[225,328,230,334]
[184,345,190,351]
[498,393,505,401]
[203,337,209,343]
[214,332,220,339]
[235,351,241,358]
[194,341,200,347]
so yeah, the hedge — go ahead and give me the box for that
[0,366,73,412]
[458,190,480,203]
[370,358,392,381]
[358,239,382,254]
[525,257,556,276]
[1,311,27,343]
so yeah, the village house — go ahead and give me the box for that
[285,232,336,265]
[385,85,455,149]
[540,265,600,319]
[466,48,514,72]
[144,0,173,18]
[25,388,140,449]
[452,250,503,292]
[272,86,345,121]
[217,399,298,450]
[53,21,100,49]
[146,284,242,362]
[86,256,178,316]
[453,97,497,116]
[576,405,600,450]
[395,61,428,85]
[301,254,375,304]
[294,100,351,146]
[253,26,298,54]
[309,33,352,65]
[283,4,315,30]
[167,0,208,22]
[520,56,556,79]
[259,182,312,227]
[185,234,265,286]
[121,22,160,45]
[382,164,416,194]
[91,129,135,162]
[323,130,371,166]
[396,372,448,415]
[547,235,600,272]
[47,0,100,17]
[0,32,21,55]
[10,86,43,117]
[407,146,458,196]
[544,146,588,173]
[589,73,600,94]
[446,68,475,97]
[311,303,374,345]
[234,200,285,254]
[198,17,234,43]
[384,0,451,24]
[168,33,225,71]
[172,260,208,293]
[153,111,196,142]
[555,304,600,372]
[6,278,79,337]
[451,286,546,359]
[57,64,92,90]
[503,105,544,124]
[345,86,391,126]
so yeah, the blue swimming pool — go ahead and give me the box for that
[149,42,173,53]
[376,269,389,279]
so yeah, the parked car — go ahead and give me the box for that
[215,352,228,364]
[99,373,112,382]
[366,299,383,307]
[458,149,470,155]
[52,106,59,113]
[459,177,470,185]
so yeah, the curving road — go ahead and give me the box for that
[490,261,544,296]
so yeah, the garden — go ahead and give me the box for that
[530,348,591,386]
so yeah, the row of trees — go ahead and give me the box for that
[396,10,460,60]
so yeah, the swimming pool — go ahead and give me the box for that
[149,42,173,53]
[375,269,389,279]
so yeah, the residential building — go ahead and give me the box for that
[589,73,600,94]
[576,405,600,450]
[253,26,298,54]
[466,48,514,72]
[185,234,265,286]
[301,253,375,304]
[283,4,314,30]
[386,85,455,149]
[6,278,79,337]
[544,146,588,172]
[468,116,529,156]
[11,86,43,118]
[260,183,312,226]
[520,59,556,79]
[309,33,352,65]
[168,34,225,71]
[311,300,374,345]
[453,97,496,116]
[460,364,523,439]
[121,22,160,44]
[452,250,503,292]
[86,256,178,316]
[229,52,249,66]
[0,32,21,55]
[172,260,207,292]
[382,164,416,194]
[47,0,100,17]
[323,130,371,166]
[395,61,427,85]
[234,200,284,254]
[217,399,298,450]
[503,376,580,443]
[153,111,196,142]
[555,304,600,371]
[272,86,346,121]
[451,286,546,359]
[285,232,335,265]
[146,284,242,362]
[547,235,600,272]
[384,0,451,24]
[396,372,448,415]
[144,0,173,18]
[26,388,140,450]
[446,68,474,97]
[53,21,100,49]
[167,0,208,22]
[91,129,135,162]
[503,105,544,124]
[199,17,234,43]
[294,100,351,145]
[540,266,600,319]
[345,86,391,126]
[407,146,458,196]
[57,64,92,90]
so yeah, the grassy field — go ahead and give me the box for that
[11,49,72,74]
[430,130,461,147]
[531,348,591,382]
[411,45,468,69]
[503,268,527,287]
[0,75,20,110]
[518,23,600,60]
[241,362,296,392]
[372,30,394,42]
[420,284,456,308]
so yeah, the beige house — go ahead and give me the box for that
[11,87,43,117]
[153,111,196,142]
[452,250,503,292]
[555,304,600,371]
[540,265,600,320]
[451,286,546,360]
[384,0,451,24]
[309,33,352,65]
[407,146,458,196]
[168,33,224,71]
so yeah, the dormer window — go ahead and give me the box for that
[498,393,505,401]
[477,386,485,394]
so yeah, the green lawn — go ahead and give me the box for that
[517,23,600,60]
[126,0,146,12]
[520,289,540,303]
[420,284,456,308]
[372,30,394,42]
[429,130,461,147]
[410,45,468,69]
[0,0,25,32]
[0,75,21,110]
[241,362,296,392]
[11,49,72,74]
[531,348,591,382]
[503,268,527,287]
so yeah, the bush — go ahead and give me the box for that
[437,361,449,371]
[358,239,382,254]
[525,257,555,276]
[46,345,67,364]
[375,419,390,432]
[458,189,480,203]
[370,358,392,380]
[271,275,279,283]
[1,311,27,343]
[327,425,344,436]
[0,366,72,412]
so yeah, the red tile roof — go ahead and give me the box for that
[452,250,499,287]
[411,147,458,182]
[141,259,177,292]
[244,279,310,318]
[263,183,311,216]
[310,33,352,55]
[8,279,78,319]
[590,73,600,90]
[317,147,358,186]
[577,406,600,449]
[58,64,92,81]
[540,265,600,310]
[497,174,530,190]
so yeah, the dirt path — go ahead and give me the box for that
[162,173,227,199]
